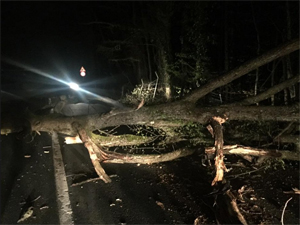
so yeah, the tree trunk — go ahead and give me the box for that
[184,38,299,103]
[252,3,260,105]
[22,104,299,137]
[285,1,296,100]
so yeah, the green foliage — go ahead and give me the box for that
[175,122,207,138]
[224,120,281,144]
[168,52,208,83]
[263,158,286,171]
[167,2,210,98]
[121,81,167,105]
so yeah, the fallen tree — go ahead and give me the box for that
[1,38,299,187]
[12,97,297,186]
[28,103,299,136]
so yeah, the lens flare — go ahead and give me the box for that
[69,82,79,90]
[2,57,122,107]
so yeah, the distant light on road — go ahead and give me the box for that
[69,82,79,90]
[80,66,86,77]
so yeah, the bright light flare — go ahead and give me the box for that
[2,57,69,86]
[69,82,80,90]
[2,57,122,107]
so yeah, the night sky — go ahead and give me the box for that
[1,2,124,99]
[2,2,97,78]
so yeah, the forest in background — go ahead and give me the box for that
[84,1,299,104]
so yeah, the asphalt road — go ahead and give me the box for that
[1,132,59,224]
[1,131,215,224]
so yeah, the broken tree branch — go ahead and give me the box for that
[205,145,300,161]
[226,190,248,225]
[102,148,196,164]
[72,122,112,183]
[71,177,103,187]
[283,188,300,195]
[71,121,198,183]
[281,197,293,225]
[230,75,300,106]
[210,116,228,186]
[273,121,295,141]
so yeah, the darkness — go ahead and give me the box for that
[1,2,125,100]
[2,2,96,74]
[1,1,299,102]
[1,2,299,224]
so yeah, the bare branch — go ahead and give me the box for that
[184,38,300,103]
[226,190,248,225]
[230,75,300,106]
[205,145,300,161]
[103,148,196,164]
[281,197,293,225]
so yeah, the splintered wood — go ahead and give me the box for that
[72,122,111,183]
[210,116,228,186]
[70,121,199,185]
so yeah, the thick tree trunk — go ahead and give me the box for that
[28,103,299,136]
[184,38,299,103]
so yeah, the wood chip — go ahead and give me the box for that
[156,201,165,210]
[17,206,33,223]
[43,146,51,149]
[40,205,49,210]
[65,135,82,144]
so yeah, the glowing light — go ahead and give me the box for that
[80,66,86,77]
[69,82,80,90]
[2,58,122,107]
[2,57,69,86]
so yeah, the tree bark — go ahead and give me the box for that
[72,122,112,183]
[210,116,228,186]
[184,38,300,103]
[103,148,196,164]
[28,103,300,136]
